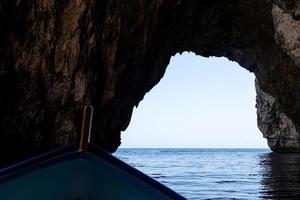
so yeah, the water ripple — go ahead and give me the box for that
[113,148,300,199]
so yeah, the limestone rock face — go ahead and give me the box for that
[256,80,300,152]
[271,0,300,20]
[272,6,300,67]
[1,0,300,165]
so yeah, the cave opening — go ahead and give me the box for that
[119,52,267,148]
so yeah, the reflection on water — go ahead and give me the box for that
[260,153,300,199]
[116,149,300,199]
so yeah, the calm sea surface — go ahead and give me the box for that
[114,148,300,199]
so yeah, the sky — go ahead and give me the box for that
[120,52,268,148]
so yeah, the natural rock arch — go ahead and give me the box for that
[121,53,263,148]
[1,0,300,165]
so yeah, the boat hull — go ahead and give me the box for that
[0,144,185,200]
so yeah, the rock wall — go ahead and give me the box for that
[256,80,300,152]
[271,0,300,20]
[1,0,300,165]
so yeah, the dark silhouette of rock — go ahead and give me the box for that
[1,0,300,165]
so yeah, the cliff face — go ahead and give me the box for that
[1,0,300,164]
[256,80,300,152]
[271,0,300,20]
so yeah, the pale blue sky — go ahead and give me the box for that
[120,52,268,148]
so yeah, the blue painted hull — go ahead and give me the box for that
[0,144,185,200]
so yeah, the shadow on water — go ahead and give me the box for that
[260,152,300,199]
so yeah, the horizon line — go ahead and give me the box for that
[117,147,270,149]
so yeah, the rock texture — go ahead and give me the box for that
[1,0,300,165]
[273,5,300,67]
[256,80,300,152]
[271,0,300,20]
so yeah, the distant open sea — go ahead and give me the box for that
[114,148,300,199]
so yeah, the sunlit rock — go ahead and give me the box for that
[256,80,300,152]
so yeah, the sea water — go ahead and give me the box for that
[114,148,300,199]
